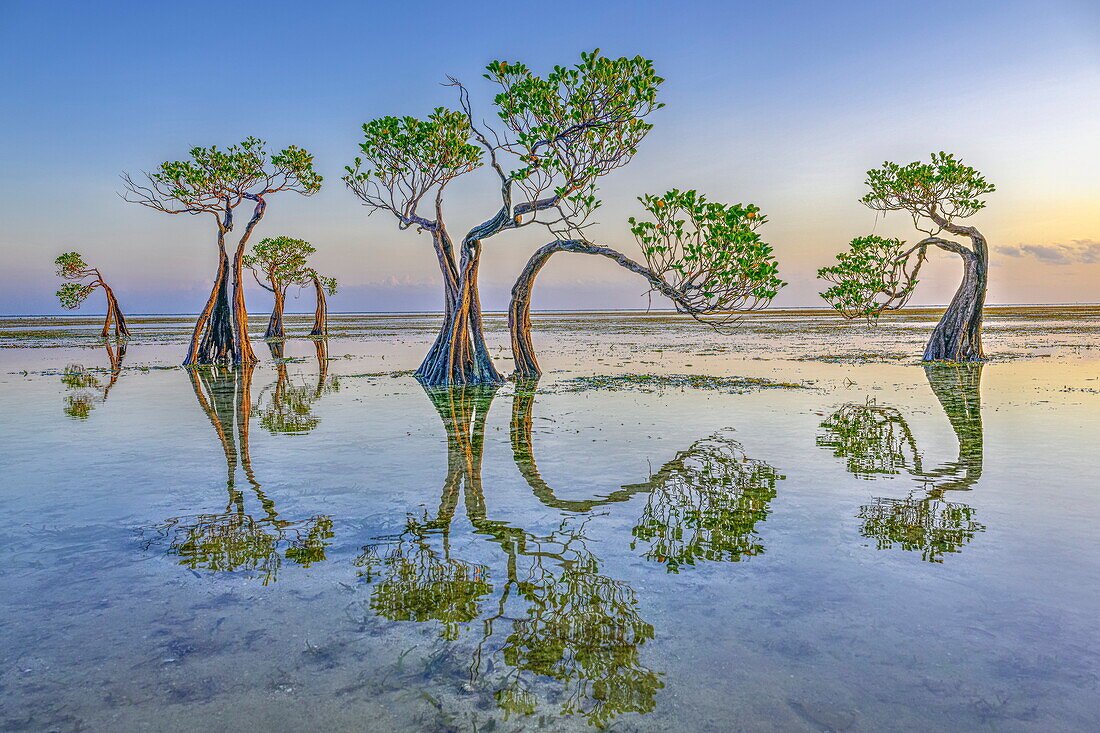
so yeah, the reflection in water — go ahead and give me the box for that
[630,429,782,572]
[817,401,921,479]
[142,365,333,583]
[357,384,664,726]
[512,381,783,572]
[819,364,986,562]
[61,341,126,419]
[256,339,339,435]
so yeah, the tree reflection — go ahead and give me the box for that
[629,428,782,572]
[356,384,663,726]
[142,365,333,583]
[816,402,921,478]
[818,363,986,562]
[512,381,782,572]
[255,339,339,435]
[61,341,126,419]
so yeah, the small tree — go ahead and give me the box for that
[345,50,662,386]
[309,270,338,336]
[509,189,784,377]
[818,152,995,361]
[122,138,321,366]
[243,236,315,339]
[54,252,131,338]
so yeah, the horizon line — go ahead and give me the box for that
[3,303,1099,318]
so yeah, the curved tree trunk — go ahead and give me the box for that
[416,237,501,386]
[509,240,700,378]
[102,283,131,339]
[310,274,328,336]
[231,243,258,365]
[265,287,285,339]
[923,234,987,362]
[100,291,115,339]
[228,197,267,366]
[509,378,651,511]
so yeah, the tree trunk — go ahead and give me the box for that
[227,197,267,366]
[100,297,115,338]
[923,236,987,362]
[265,287,285,339]
[231,242,258,365]
[310,274,328,336]
[98,282,130,339]
[189,248,236,366]
[509,240,700,378]
[416,238,501,386]
[509,246,559,378]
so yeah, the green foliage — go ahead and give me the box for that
[56,282,95,310]
[151,512,334,585]
[817,402,922,478]
[243,236,315,291]
[61,364,100,418]
[487,50,663,230]
[488,50,662,183]
[131,137,322,214]
[358,532,491,642]
[313,272,338,296]
[629,189,784,312]
[859,497,984,563]
[54,252,99,309]
[861,152,995,231]
[818,235,916,318]
[500,550,662,726]
[817,153,994,321]
[54,251,89,279]
[343,108,482,219]
[631,430,782,572]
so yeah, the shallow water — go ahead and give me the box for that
[2,309,1099,731]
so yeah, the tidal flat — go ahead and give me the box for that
[1,307,1098,732]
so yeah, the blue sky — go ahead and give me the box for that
[2,0,1098,314]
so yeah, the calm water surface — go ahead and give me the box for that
[1,310,1098,731]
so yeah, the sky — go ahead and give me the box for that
[1,0,1098,315]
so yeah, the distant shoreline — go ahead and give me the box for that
[3,304,1098,318]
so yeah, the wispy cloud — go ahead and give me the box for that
[994,240,1100,265]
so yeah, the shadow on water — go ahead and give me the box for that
[817,363,986,562]
[141,353,335,584]
[61,340,126,419]
[355,380,786,726]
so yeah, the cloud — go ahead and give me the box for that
[994,240,1100,265]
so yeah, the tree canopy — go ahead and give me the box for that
[54,252,97,309]
[244,236,316,292]
[630,189,784,319]
[818,152,994,362]
[123,137,322,216]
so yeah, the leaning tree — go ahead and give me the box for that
[122,138,322,366]
[54,252,131,338]
[345,50,663,386]
[243,236,315,339]
[308,269,338,336]
[818,152,995,361]
[509,189,784,377]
